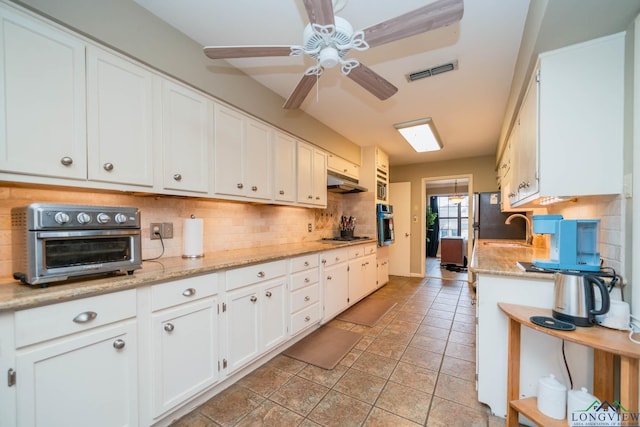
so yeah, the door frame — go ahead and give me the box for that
[421,174,474,281]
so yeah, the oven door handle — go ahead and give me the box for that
[36,229,140,239]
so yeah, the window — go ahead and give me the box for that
[436,195,469,240]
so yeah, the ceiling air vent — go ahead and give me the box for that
[407,60,458,82]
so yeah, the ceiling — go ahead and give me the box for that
[132,0,639,166]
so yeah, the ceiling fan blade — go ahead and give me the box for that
[362,0,464,48]
[346,63,398,101]
[283,73,318,109]
[203,46,292,59]
[303,0,335,26]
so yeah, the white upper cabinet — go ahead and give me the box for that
[273,131,297,203]
[327,153,359,180]
[87,46,154,187]
[213,103,272,201]
[0,6,86,180]
[297,141,327,207]
[161,80,212,194]
[510,33,625,207]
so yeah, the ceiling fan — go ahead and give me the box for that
[203,0,464,109]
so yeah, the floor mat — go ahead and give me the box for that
[283,326,362,370]
[336,298,397,327]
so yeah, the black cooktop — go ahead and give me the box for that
[321,236,370,242]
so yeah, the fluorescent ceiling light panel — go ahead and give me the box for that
[394,118,443,152]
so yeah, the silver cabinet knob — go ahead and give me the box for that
[315,196,320,200]
[237,183,244,189]
[250,295,258,303]
[103,162,114,171]
[60,156,73,166]
[305,316,311,322]
[113,339,125,350]
[164,323,174,332]
[251,186,258,191]
[304,277,310,283]
[307,195,313,199]
[182,288,196,297]
[279,190,285,195]
[327,275,332,280]
[265,291,272,298]
[257,271,265,278]
[304,261,309,267]
[405,232,410,237]
[173,173,182,181]
[73,311,97,323]
[304,296,310,302]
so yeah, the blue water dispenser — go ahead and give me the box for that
[532,215,601,271]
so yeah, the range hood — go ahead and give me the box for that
[327,171,368,194]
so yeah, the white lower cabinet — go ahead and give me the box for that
[149,274,219,418]
[347,245,377,305]
[377,256,389,287]
[321,248,349,323]
[13,290,138,427]
[224,260,288,374]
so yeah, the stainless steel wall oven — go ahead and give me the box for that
[12,203,142,286]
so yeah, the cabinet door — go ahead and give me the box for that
[87,46,154,187]
[297,141,314,204]
[225,286,260,373]
[152,297,218,417]
[348,258,367,304]
[261,279,287,350]
[0,7,86,180]
[273,132,296,203]
[312,148,327,206]
[322,263,349,322]
[162,80,211,193]
[15,321,137,427]
[244,118,272,200]
[516,70,539,201]
[214,104,244,197]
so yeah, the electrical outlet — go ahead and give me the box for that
[308,223,312,232]
[150,222,174,240]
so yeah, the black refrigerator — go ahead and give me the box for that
[473,192,526,240]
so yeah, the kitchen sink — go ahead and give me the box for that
[481,241,529,248]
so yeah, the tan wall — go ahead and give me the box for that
[390,155,496,276]
[12,0,361,164]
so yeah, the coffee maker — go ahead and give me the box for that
[532,215,601,272]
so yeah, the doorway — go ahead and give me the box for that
[421,175,473,282]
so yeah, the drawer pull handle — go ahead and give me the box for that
[327,275,332,280]
[265,291,272,298]
[279,190,285,195]
[164,323,175,332]
[304,261,309,267]
[251,186,258,191]
[73,311,97,324]
[237,183,244,189]
[257,271,265,278]
[304,296,310,302]
[304,277,310,283]
[113,339,126,350]
[173,173,182,181]
[103,162,114,171]
[60,156,73,166]
[182,288,196,297]
[250,295,258,303]
[305,316,311,322]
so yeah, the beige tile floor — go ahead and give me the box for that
[173,257,507,427]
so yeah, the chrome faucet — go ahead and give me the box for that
[505,213,533,245]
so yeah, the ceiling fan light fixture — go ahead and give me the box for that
[319,47,340,68]
[394,118,443,152]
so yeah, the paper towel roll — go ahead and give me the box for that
[182,217,204,258]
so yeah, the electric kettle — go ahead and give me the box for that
[552,271,610,327]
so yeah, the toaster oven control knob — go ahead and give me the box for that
[114,213,128,224]
[54,212,70,224]
[96,213,111,224]
[77,212,91,224]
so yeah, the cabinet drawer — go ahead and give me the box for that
[290,283,319,313]
[151,273,219,311]
[290,269,319,291]
[15,289,136,348]
[364,244,377,256]
[321,248,348,267]
[290,253,319,273]
[226,260,286,291]
[348,246,364,259]
[290,303,320,335]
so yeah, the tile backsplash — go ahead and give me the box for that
[0,184,377,279]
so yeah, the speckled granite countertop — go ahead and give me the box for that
[0,238,376,312]
[469,239,555,280]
